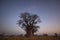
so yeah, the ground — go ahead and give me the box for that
[0,36,60,40]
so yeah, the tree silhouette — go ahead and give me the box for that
[17,12,41,37]
[54,33,58,37]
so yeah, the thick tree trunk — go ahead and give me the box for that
[26,29,33,37]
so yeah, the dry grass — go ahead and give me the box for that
[0,36,60,40]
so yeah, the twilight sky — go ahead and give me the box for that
[0,0,60,35]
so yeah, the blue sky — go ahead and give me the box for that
[0,0,60,35]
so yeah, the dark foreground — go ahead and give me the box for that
[0,36,60,40]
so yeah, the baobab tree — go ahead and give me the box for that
[17,12,41,37]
